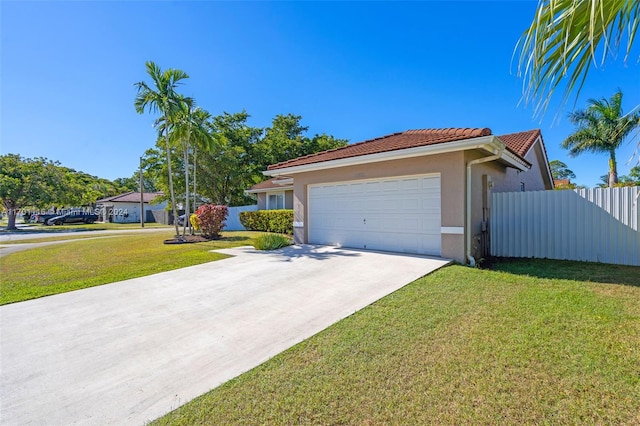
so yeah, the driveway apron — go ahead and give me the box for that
[0,245,449,425]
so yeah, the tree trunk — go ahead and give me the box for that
[165,123,180,238]
[6,205,17,230]
[193,147,197,211]
[609,150,618,188]
[182,144,190,238]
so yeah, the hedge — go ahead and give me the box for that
[239,210,293,235]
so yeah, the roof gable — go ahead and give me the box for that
[248,178,293,191]
[496,129,540,158]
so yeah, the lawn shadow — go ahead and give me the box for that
[219,236,251,242]
[483,257,640,288]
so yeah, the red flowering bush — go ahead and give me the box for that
[194,204,228,239]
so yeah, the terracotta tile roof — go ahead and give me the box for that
[496,129,541,158]
[248,178,293,191]
[97,192,163,203]
[266,128,544,171]
[268,128,493,170]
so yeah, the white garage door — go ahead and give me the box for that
[308,174,441,255]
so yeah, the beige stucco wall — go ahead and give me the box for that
[285,190,294,209]
[465,139,552,260]
[281,144,551,264]
[288,151,467,262]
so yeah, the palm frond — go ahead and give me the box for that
[515,0,639,117]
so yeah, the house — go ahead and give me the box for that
[245,177,294,210]
[96,192,168,223]
[259,128,553,264]
[553,178,575,189]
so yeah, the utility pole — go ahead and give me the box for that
[139,156,144,228]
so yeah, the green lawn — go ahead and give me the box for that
[153,259,640,425]
[1,221,171,233]
[0,231,262,305]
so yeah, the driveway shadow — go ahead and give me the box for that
[215,245,361,262]
[216,244,451,264]
[483,257,640,288]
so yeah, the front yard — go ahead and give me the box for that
[0,231,263,305]
[153,259,639,425]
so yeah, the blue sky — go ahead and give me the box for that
[2,1,639,187]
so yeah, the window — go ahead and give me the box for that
[268,192,285,210]
[520,182,525,192]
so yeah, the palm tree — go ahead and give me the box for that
[134,61,189,237]
[562,90,640,187]
[170,101,214,237]
[516,0,639,117]
[188,108,214,213]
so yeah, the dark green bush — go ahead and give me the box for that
[253,233,292,250]
[239,210,293,234]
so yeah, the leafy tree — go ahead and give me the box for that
[197,111,262,206]
[562,90,640,187]
[303,133,349,156]
[142,144,185,205]
[113,173,158,193]
[255,114,348,166]
[256,114,309,166]
[549,160,577,180]
[112,176,139,192]
[0,154,64,229]
[599,166,640,187]
[135,61,190,237]
[516,0,639,116]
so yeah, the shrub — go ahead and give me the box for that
[194,204,228,239]
[253,233,292,250]
[239,210,293,234]
[189,214,200,231]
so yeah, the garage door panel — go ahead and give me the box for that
[309,174,441,256]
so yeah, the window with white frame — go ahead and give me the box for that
[267,192,285,210]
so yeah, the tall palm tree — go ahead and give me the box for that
[516,0,639,117]
[134,61,189,237]
[170,101,215,237]
[188,108,214,213]
[562,90,640,187]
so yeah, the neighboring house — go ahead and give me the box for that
[96,192,167,224]
[245,177,294,210]
[553,178,575,189]
[258,128,553,264]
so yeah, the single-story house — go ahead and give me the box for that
[258,127,553,264]
[96,192,167,223]
[245,177,294,210]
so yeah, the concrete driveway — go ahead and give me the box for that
[0,245,449,425]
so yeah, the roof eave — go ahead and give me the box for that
[245,185,294,195]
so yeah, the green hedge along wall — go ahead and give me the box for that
[239,210,293,235]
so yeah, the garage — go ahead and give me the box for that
[308,174,441,255]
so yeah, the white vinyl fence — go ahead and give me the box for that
[491,187,640,266]
[224,205,258,231]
